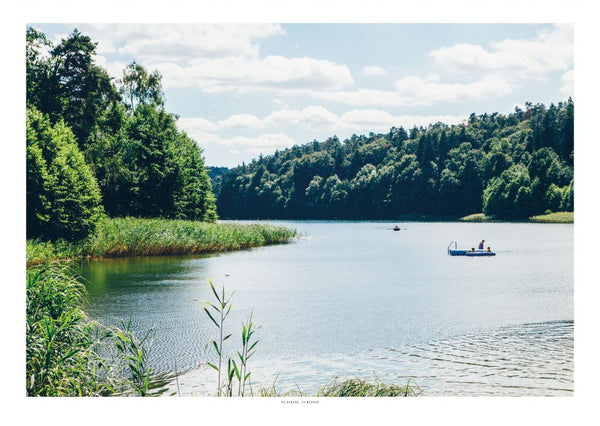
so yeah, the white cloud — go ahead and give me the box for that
[72,24,353,93]
[178,106,466,151]
[339,109,398,129]
[305,73,513,108]
[264,106,339,132]
[236,133,298,153]
[428,24,573,79]
[153,55,354,92]
[309,88,410,107]
[78,23,285,61]
[200,131,299,154]
[178,117,220,133]
[218,114,265,130]
[362,66,387,76]
[394,74,513,105]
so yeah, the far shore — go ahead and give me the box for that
[459,211,573,223]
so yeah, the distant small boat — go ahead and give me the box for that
[393,225,400,231]
[448,241,496,256]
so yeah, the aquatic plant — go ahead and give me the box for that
[26,262,157,396]
[235,311,259,396]
[317,377,421,397]
[201,280,261,397]
[26,218,297,266]
[26,262,112,396]
[112,319,154,397]
[201,280,235,396]
[529,211,574,223]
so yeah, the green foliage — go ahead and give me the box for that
[26,27,217,230]
[201,280,235,396]
[118,61,164,111]
[26,218,297,266]
[112,319,154,396]
[218,101,574,220]
[483,164,535,219]
[529,211,574,223]
[201,281,260,397]
[317,378,421,397]
[26,28,119,147]
[459,213,491,222]
[26,262,156,396]
[26,107,105,241]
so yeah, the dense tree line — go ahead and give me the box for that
[26,27,217,241]
[217,101,574,220]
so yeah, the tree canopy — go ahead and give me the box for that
[26,27,217,241]
[26,106,104,240]
[216,101,574,220]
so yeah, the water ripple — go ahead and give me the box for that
[162,320,573,396]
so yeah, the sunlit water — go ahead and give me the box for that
[79,221,573,396]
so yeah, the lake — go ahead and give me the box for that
[79,221,573,396]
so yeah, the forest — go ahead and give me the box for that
[216,101,574,220]
[26,27,217,242]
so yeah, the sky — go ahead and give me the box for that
[31,22,573,168]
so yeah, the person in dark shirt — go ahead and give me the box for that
[478,240,485,249]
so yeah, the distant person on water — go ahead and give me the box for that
[478,240,485,249]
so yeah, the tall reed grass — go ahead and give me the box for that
[529,211,574,223]
[316,378,421,397]
[27,217,297,266]
[26,262,156,396]
[201,280,260,397]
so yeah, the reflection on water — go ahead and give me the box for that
[165,320,573,396]
[79,221,573,396]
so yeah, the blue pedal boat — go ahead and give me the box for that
[448,241,496,256]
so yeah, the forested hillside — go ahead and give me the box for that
[26,27,217,241]
[218,101,573,220]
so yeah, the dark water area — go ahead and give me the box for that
[79,221,573,396]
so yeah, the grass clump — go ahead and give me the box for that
[459,213,491,222]
[529,211,574,223]
[26,217,297,266]
[26,262,155,396]
[317,377,421,397]
[254,377,421,397]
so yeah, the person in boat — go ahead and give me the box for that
[486,247,491,252]
[478,240,485,249]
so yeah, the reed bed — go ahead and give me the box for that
[529,211,574,223]
[27,218,297,266]
[90,218,296,258]
[459,213,491,222]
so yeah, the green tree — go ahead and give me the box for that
[483,164,535,219]
[26,27,53,110]
[119,104,217,220]
[560,179,574,211]
[48,29,119,148]
[118,61,164,111]
[26,107,104,241]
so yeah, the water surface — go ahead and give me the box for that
[80,221,573,396]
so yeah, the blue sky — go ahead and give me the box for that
[32,22,573,167]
